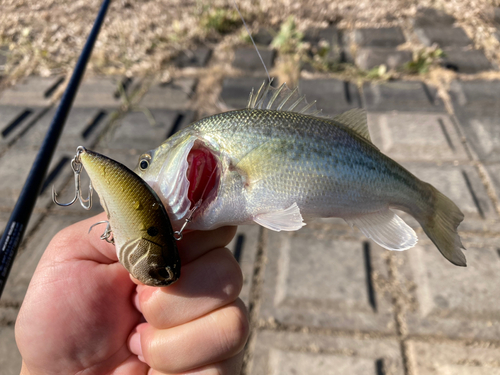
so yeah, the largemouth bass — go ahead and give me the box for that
[136,82,466,266]
[54,146,181,286]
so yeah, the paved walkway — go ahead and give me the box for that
[1,9,500,375]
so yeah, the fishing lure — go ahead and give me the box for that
[53,146,181,286]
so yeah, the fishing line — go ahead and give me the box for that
[232,0,271,82]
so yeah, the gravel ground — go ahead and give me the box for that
[1,0,500,90]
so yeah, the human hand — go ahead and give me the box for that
[15,212,248,374]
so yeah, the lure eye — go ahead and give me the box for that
[140,159,149,170]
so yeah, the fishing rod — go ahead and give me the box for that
[0,0,111,298]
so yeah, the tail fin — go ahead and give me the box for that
[416,185,466,266]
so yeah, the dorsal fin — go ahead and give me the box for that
[332,108,372,142]
[248,80,326,118]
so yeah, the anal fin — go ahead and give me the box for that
[346,209,417,251]
[254,202,305,231]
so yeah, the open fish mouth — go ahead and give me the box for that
[154,138,220,226]
[186,141,219,211]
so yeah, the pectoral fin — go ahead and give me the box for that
[254,202,305,231]
[346,209,417,250]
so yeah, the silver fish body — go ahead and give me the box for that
[136,83,465,266]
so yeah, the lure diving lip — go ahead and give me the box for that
[53,146,181,286]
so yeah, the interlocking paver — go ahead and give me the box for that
[409,340,500,375]
[354,27,406,47]
[0,326,21,375]
[0,76,63,107]
[174,48,212,68]
[250,331,404,375]
[363,81,445,112]
[72,76,132,108]
[227,225,260,306]
[355,48,412,70]
[413,7,455,27]
[485,164,500,202]
[367,112,469,162]
[106,109,180,152]
[441,50,493,73]
[220,76,269,110]
[140,78,197,109]
[302,27,342,66]
[414,26,472,48]
[299,78,361,115]
[17,107,114,151]
[400,163,496,224]
[449,80,500,115]
[452,114,500,162]
[232,48,275,72]
[0,147,73,210]
[394,237,500,341]
[0,46,7,71]
[259,227,396,332]
[0,106,49,153]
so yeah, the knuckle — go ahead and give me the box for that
[218,301,249,355]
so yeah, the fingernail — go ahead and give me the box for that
[128,331,144,362]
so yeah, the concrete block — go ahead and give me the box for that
[409,340,500,375]
[368,112,469,162]
[0,326,22,375]
[0,106,48,153]
[259,226,396,332]
[227,225,260,307]
[415,26,472,47]
[0,306,18,325]
[250,331,404,375]
[355,48,412,70]
[232,48,275,72]
[140,78,197,109]
[394,237,500,341]
[449,80,500,116]
[73,76,132,108]
[0,76,63,106]
[302,27,342,65]
[453,114,500,162]
[220,76,269,110]
[107,109,179,152]
[413,7,455,27]
[400,163,496,223]
[174,48,212,68]
[252,28,274,46]
[0,46,7,70]
[363,81,445,112]
[0,147,74,211]
[1,214,86,305]
[485,164,500,202]
[442,50,492,73]
[299,78,361,115]
[17,107,114,151]
[354,27,406,47]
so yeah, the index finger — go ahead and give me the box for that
[53,212,236,266]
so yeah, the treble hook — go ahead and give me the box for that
[89,220,114,244]
[52,146,93,210]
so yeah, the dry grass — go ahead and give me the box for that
[1,0,500,90]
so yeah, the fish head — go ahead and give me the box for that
[135,134,221,228]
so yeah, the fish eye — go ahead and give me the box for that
[139,154,151,171]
